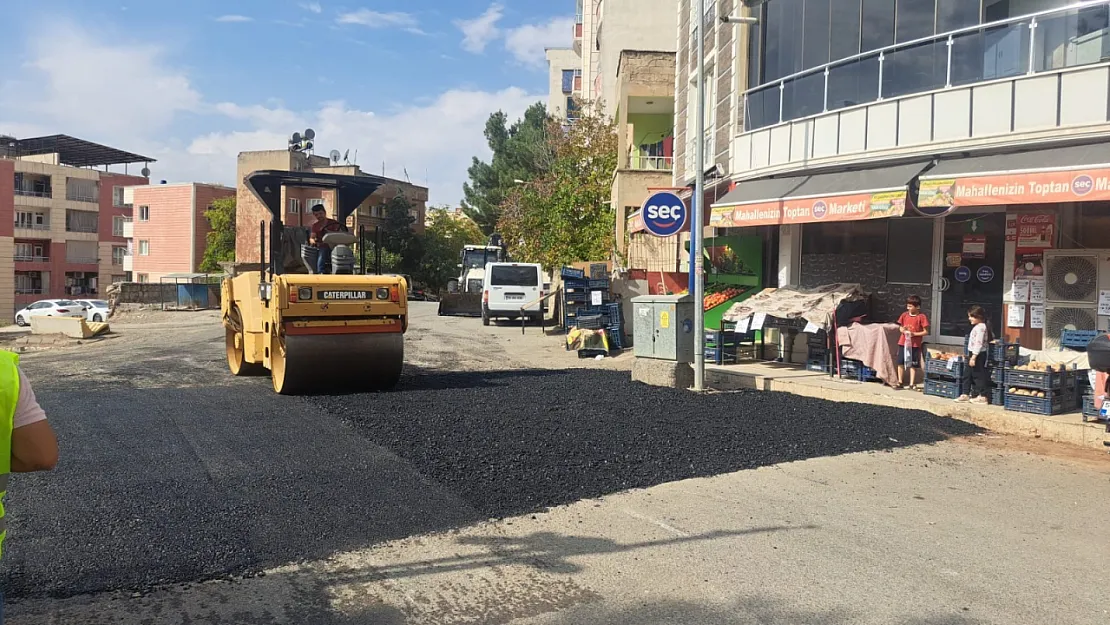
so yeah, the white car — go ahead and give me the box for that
[481,262,545,326]
[75,299,111,322]
[14,299,87,327]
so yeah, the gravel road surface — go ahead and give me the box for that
[2,302,1107,624]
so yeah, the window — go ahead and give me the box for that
[112,247,127,265]
[111,275,126,284]
[112,186,128,207]
[860,0,895,52]
[65,209,99,233]
[15,243,32,260]
[139,205,150,221]
[489,265,539,287]
[113,216,126,236]
[138,240,150,256]
[15,211,47,229]
[137,273,148,283]
[306,199,325,212]
[289,198,301,214]
[561,69,575,93]
[895,0,936,43]
[65,178,99,202]
[802,0,831,70]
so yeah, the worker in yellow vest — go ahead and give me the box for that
[0,350,59,622]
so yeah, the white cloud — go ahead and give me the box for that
[299,2,322,13]
[505,17,575,67]
[215,14,253,22]
[455,3,504,53]
[0,19,539,205]
[337,9,418,29]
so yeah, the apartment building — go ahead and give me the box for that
[703,0,1110,350]
[546,47,583,120]
[234,149,428,265]
[0,134,151,317]
[122,182,236,283]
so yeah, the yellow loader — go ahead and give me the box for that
[221,170,407,394]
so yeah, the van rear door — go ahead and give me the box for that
[488,264,540,311]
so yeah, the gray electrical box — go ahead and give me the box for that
[631,294,695,362]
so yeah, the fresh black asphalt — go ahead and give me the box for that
[1,367,980,601]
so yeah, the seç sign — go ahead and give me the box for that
[640,191,688,237]
[709,190,907,228]
[917,166,1110,211]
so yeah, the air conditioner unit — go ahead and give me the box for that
[1042,249,1110,349]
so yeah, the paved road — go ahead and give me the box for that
[3,303,1108,624]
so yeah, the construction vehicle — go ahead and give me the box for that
[437,234,507,316]
[221,170,407,395]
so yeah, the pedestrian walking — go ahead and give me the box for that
[0,351,59,622]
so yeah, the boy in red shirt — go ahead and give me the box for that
[895,295,930,390]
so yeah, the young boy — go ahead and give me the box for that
[895,295,930,390]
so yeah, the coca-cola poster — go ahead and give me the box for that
[1013,213,1056,249]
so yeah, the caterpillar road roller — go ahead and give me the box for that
[221,170,407,394]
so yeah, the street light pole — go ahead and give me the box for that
[692,0,707,391]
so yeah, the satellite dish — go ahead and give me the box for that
[303,141,313,151]
[329,149,341,164]
[141,167,150,177]
[304,128,315,141]
[291,132,301,144]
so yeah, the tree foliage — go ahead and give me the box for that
[461,102,553,235]
[380,194,423,274]
[200,196,236,273]
[416,208,487,290]
[497,101,618,270]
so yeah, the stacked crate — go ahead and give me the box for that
[560,267,588,331]
[987,340,1019,405]
[806,330,830,373]
[924,351,965,399]
[561,267,626,349]
[1002,364,1079,416]
[705,321,739,365]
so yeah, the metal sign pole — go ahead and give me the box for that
[693,0,707,391]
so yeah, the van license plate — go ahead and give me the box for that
[318,290,369,300]
[505,293,524,300]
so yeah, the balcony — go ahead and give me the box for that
[66,257,99,266]
[122,254,133,272]
[121,218,134,239]
[628,152,674,172]
[735,1,1110,179]
[14,221,50,233]
[14,254,49,263]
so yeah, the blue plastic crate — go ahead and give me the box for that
[989,341,1020,365]
[1061,329,1104,350]
[859,365,879,382]
[1081,394,1104,421]
[561,266,586,280]
[926,356,964,379]
[990,367,1004,385]
[925,378,962,399]
[587,279,609,289]
[1005,366,1070,391]
[705,346,737,364]
[991,387,1003,406]
[806,359,831,373]
[1004,392,1069,415]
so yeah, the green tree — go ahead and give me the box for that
[417,207,486,290]
[497,101,618,269]
[461,102,553,235]
[200,196,236,273]
[379,194,424,274]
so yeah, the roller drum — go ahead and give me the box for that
[271,332,404,395]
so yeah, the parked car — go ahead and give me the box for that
[14,299,87,326]
[75,299,111,322]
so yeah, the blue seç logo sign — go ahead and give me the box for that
[640,191,688,237]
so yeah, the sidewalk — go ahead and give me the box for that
[706,362,1110,451]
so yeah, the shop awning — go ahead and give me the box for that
[710,161,931,228]
[918,142,1110,208]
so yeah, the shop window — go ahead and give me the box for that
[801,220,887,255]
[886,218,935,284]
[1075,203,1110,248]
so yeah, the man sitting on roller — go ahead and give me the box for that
[308,204,343,274]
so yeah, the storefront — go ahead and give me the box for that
[710,142,1110,351]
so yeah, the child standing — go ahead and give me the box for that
[956,305,991,404]
[895,295,929,390]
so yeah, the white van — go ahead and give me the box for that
[482,262,545,326]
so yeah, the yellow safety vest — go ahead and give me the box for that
[0,350,19,560]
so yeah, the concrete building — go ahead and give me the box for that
[234,149,428,265]
[546,47,583,120]
[703,0,1110,351]
[122,182,236,283]
[0,134,151,317]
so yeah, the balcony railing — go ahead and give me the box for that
[629,152,675,171]
[65,192,98,203]
[745,0,1110,131]
[14,255,49,263]
[65,225,98,234]
[14,222,49,231]
[14,189,51,199]
[15,288,44,295]
[66,256,99,265]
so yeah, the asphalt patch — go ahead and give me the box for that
[310,368,983,518]
[0,386,478,601]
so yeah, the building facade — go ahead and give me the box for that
[546,47,583,120]
[706,0,1110,350]
[234,149,428,266]
[123,182,236,283]
[0,134,151,318]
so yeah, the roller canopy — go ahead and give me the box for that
[245,170,388,224]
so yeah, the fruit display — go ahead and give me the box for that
[704,287,745,311]
[927,349,963,361]
[1007,387,1048,398]
[1011,361,1053,371]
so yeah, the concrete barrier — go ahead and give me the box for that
[29,316,110,339]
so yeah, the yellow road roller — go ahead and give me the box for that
[221,170,408,394]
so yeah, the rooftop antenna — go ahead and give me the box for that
[303,128,315,153]
[343,149,349,164]
[329,149,341,165]
[403,167,410,183]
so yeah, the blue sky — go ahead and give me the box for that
[0,1,575,205]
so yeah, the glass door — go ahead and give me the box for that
[936,213,1007,343]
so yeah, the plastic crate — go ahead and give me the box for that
[705,346,738,364]
[806,358,831,373]
[577,314,608,330]
[926,356,964,379]
[989,341,1020,365]
[990,367,1004,385]
[808,345,828,361]
[859,365,879,382]
[991,387,1003,406]
[587,278,609,289]
[1004,392,1069,416]
[1004,366,1070,391]
[807,330,829,348]
[1081,394,1103,421]
[561,267,586,280]
[1061,329,1103,350]
[925,378,963,399]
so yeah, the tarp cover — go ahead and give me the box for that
[721,283,867,329]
